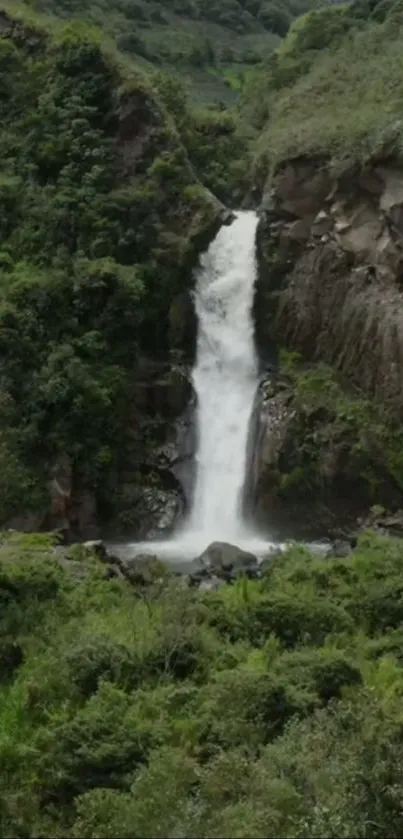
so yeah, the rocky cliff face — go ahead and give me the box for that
[253,157,403,537]
[255,157,403,413]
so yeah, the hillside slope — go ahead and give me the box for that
[0,5,227,538]
[244,0,403,158]
[26,0,322,103]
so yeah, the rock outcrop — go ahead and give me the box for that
[255,157,403,415]
[250,366,403,539]
[253,157,403,536]
[195,541,259,578]
[101,360,198,540]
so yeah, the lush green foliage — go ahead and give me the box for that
[242,0,403,162]
[154,70,249,202]
[3,531,403,836]
[22,0,322,104]
[0,9,224,524]
[273,354,403,503]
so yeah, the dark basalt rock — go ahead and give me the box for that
[193,541,259,581]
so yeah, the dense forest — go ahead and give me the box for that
[2,0,403,837]
[0,1,249,537]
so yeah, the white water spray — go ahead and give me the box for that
[120,211,274,561]
[184,210,259,543]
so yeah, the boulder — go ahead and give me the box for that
[383,511,403,537]
[83,540,108,562]
[325,539,353,559]
[198,575,227,592]
[115,483,184,540]
[356,506,403,539]
[196,541,259,579]
[271,160,331,219]
[142,487,183,539]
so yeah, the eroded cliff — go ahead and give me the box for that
[253,157,403,536]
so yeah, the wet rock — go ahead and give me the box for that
[115,483,184,541]
[198,575,227,592]
[382,511,403,537]
[221,208,237,226]
[143,488,183,540]
[312,209,333,237]
[196,542,259,579]
[356,506,403,539]
[249,373,385,541]
[168,291,196,356]
[326,539,353,559]
[47,454,73,535]
[133,361,193,420]
[83,540,108,562]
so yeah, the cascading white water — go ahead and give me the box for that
[118,210,274,561]
[184,210,259,544]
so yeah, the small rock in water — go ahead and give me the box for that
[325,539,353,559]
[83,540,108,562]
[198,575,227,592]
[196,541,259,579]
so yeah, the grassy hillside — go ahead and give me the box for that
[3,531,403,836]
[24,0,322,103]
[242,0,403,172]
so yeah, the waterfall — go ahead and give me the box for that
[183,210,259,543]
[122,210,272,561]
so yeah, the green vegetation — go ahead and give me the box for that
[271,354,403,505]
[23,0,322,104]
[3,1,403,835]
[243,0,403,166]
[3,531,403,836]
[0,6,234,527]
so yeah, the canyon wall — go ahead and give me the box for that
[253,157,403,537]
